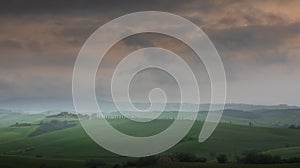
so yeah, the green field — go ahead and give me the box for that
[1,113,300,168]
[2,155,300,168]
[263,146,300,158]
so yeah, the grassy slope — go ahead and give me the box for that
[254,109,300,126]
[1,119,300,160]
[107,109,300,128]
[0,113,45,127]
[1,118,300,168]
[169,123,300,159]
[263,146,300,158]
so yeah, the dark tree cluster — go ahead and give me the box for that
[173,153,207,162]
[217,154,228,163]
[11,122,31,127]
[46,112,78,118]
[236,152,300,164]
[29,119,76,136]
[237,152,281,164]
[123,156,158,167]
[121,153,207,167]
[288,124,300,129]
[85,158,106,168]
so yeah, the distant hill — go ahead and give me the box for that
[1,104,299,128]
[1,98,299,113]
[0,109,20,115]
[0,111,45,127]
[97,102,299,112]
[223,103,299,111]
[106,108,300,127]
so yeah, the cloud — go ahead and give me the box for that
[1,0,300,108]
[203,21,300,77]
[0,39,22,49]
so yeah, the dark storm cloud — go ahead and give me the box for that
[54,23,98,46]
[122,34,155,48]
[206,22,300,64]
[0,0,236,18]
[0,0,170,16]
[0,39,22,49]
[0,79,14,91]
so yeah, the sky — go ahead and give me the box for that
[0,0,300,111]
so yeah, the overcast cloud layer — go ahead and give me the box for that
[0,0,300,111]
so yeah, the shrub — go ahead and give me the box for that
[35,154,43,158]
[174,153,197,162]
[123,156,158,167]
[284,157,300,163]
[195,157,207,163]
[135,156,158,167]
[238,152,281,164]
[112,164,121,168]
[172,153,207,163]
[217,154,228,163]
[85,158,106,168]
[157,155,176,164]
[124,160,136,167]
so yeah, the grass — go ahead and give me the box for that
[1,118,300,167]
[1,155,300,168]
[1,119,300,159]
[263,146,300,158]
[148,162,300,168]
[0,155,86,168]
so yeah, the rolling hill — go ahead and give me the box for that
[0,112,300,168]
